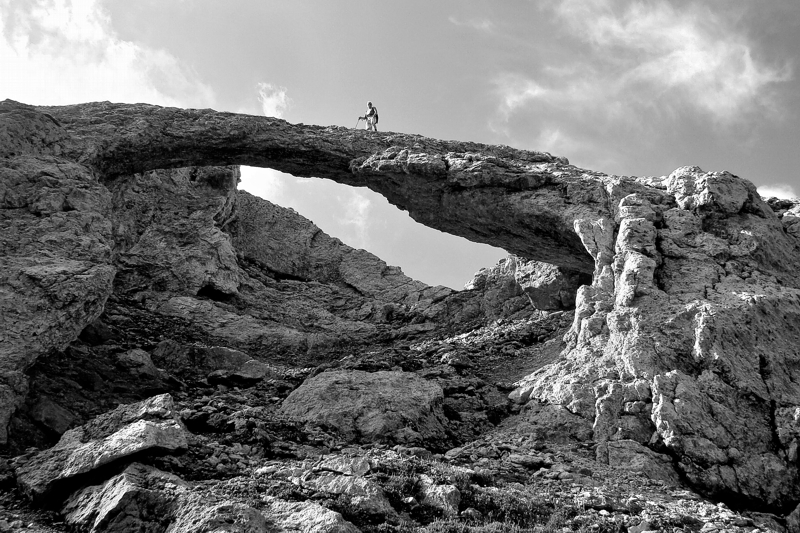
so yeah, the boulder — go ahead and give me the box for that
[308,473,395,518]
[28,398,77,436]
[596,440,680,484]
[63,463,184,533]
[509,401,594,443]
[418,474,461,516]
[465,255,588,316]
[262,496,360,533]
[115,349,163,379]
[207,359,275,388]
[64,463,269,533]
[278,370,448,446]
[16,394,186,501]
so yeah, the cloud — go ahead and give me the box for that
[0,0,216,107]
[497,0,790,124]
[238,166,291,205]
[757,184,797,200]
[488,0,793,172]
[448,16,495,33]
[257,82,291,118]
[339,191,372,250]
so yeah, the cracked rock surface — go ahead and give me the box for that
[3,99,800,530]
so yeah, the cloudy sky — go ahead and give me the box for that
[2,0,799,289]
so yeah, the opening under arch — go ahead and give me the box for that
[238,166,508,290]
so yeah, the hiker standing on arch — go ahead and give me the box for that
[361,101,378,131]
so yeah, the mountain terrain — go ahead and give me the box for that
[2,99,800,532]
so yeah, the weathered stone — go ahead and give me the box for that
[233,190,452,313]
[786,502,800,533]
[596,440,680,484]
[4,98,800,510]
[512,169,800,508]
[261,496,360,533]
[510,401,594,443]
[63,463,183,533]
[465,255,589,316]
[418,474,461,516]
[151,341,251,376]
[115,349,162,379]
[308,473,394,518]
[28,398,76,436]
[505,453,551,470]
[0,149,115,444]
[278,370,448,446]
[16,394,186,501]
[315,455,372,477]
[64,463,269,533]
[208,359,275,388]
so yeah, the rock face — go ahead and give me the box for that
[514,166,800,510]
[0,153,116,445]
[3,98,800,514]
[232,190,451,314]
[278,370,448,446]
[464,255,589,317]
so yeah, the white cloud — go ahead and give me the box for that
[257,82,290,118]
[0,0,215,107]
[496,0,790,126]
[448,16,495,33]
[757,184,797,200]
[340,191,372,250]
[238,166,291,205]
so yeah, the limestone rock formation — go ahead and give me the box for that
[0,154,116,445]
[513,166,800,510]
[3,98,800,518]
[464,255,589,317]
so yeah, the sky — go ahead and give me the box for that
[2,0,799,289]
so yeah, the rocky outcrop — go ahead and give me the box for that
[0,154,116,445]
[464,255,589,317]
[4,98,800,513]
[513,167,800,510]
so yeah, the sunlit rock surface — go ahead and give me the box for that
[3,99,800,516]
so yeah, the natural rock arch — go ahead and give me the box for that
[4,99,800,511]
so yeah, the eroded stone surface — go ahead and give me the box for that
[513,167,800,509]
[64,463,270,533]
[4,99,800,512]
[16,394,186,501]
[278,370,448,446]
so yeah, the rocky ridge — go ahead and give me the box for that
[2,99,800,531]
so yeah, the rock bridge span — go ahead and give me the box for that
[34,100,612,274]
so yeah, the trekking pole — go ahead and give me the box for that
[355,117,362,129]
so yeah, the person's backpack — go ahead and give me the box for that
[373,107,379,124]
